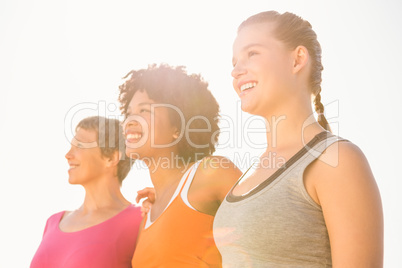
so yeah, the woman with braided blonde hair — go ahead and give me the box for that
[213,11,383,267]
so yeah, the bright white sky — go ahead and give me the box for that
[1,0,401,266]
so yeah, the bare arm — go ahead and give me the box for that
[135,157,242,217]
[189,156,243,216]
[305,141,383,267]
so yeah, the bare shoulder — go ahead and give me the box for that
[194,155,242,199]
[305,140,384,266]
[309,141,377,193]
[197,155,242,182]
[305,140,380,203]
[187,156,242,215]
[317,140,370,171]
[305,140,378,205]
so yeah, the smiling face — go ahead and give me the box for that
[123,90,179,161]
[231,22,295,117]
[65,128,108,186]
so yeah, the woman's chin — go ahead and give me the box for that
[240,102,256,115]
[125,148,141,159]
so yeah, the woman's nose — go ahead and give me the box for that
[65,147,73,159]
[231,61,247,79]
[122,117,140,134]
[125,118,139,128]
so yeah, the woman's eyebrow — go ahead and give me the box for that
[232,43,264,64]
[139,103,152,107]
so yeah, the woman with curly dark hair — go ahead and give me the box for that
[118,63,242,267]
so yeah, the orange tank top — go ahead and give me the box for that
[132,162,222,268]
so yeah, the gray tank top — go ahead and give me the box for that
[213,132,345,267]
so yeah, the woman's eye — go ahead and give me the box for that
[140,109,149,113]
[248,51,258,57]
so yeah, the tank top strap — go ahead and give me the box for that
[179,160,203,210]
[144,161,200,229]
[296,133,348,171]
[179,160,202,195]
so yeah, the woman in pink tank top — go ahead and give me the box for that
[30,116,142,268]
[118,64,243,267]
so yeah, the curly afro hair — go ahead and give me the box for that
[118,63,220,163]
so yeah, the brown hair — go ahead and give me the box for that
[76,116,132,184]
[239,11,331,131]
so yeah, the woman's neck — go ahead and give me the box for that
[262,104,325,152]
[148,159,189,196]
[81,176,129,213]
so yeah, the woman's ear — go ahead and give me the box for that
[292,45,309,74]
[172,128,180,140]
[106,151,120,168]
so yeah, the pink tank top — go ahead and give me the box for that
[30,205,142,268]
